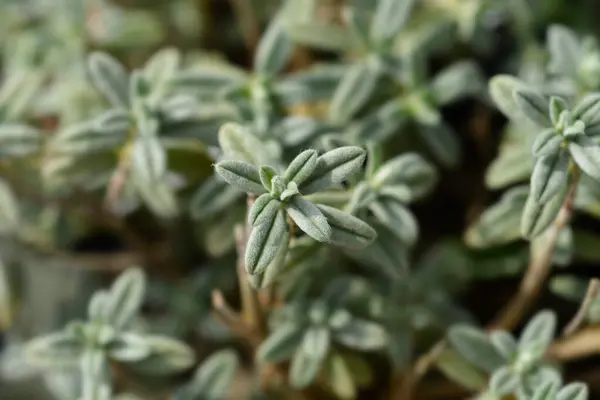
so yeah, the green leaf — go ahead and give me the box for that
[533,129,563,157]
[0,178,20,234]
[0,124,42,158]
[143,47,180,91]
[181,350,239,400]
[518,310,556,351]
[343,8,370,50]
[25,331,84,368]
[245,209,288,274]
[259,165,278,190]
[549,97,568,126]
[436,349,488,391]
[88,52,130,108]
[329,61,379,123]
[514,89,551,127]
[248,193,280,226]
[448,325,504,373]
[521,180,569,239]
[214,160,266,195]
[532,380,559,400]
[128,335,195,376]
[107,333,151,362]
[131,134,167,183]
[369,200,418,246]
[190,177,243,220]
[257,323,305,363]
[370,0,414,45]
[572,93,600,125]
[286,196,332,242]
[557,383,589,400]
[104,267,146,329]
[430,61,483,106]
[254,16,293,76]
[301,146,367,193]
[489,75,530,122]
[547,24,582,77]
[317,204,377,248]
[346,181,377,213]
[530,151,570,204]
[372,153,437,201]
[325,353,356,400]
[218,122,273,166]
[490,331,518,361]
[333,317,386,351]
[490,366,519,396]
[569,135,600,181]
[289,327,330,388]
[418,123,461,168]
[285,149,318,186]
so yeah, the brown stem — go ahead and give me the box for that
[563,279,600,337]
[489,169,580,330]
[229,0,261,56]
[548,325,600,362]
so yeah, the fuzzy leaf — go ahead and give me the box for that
[369,200,418,246]
[514,89,551,127]
[104,268,146,329]
[490,366,519,396]
[180,350,239,400]
[245,209,288,274]
[131,134,167,183]
[522,181,569,239]
[569,135,600,182]
[333,317,386,351]
[530,151,570,204]
[370,0,414,45]
[258,324,305,363]
[518,310,557,351]
[301,146,366,193]
[490,331,518,361]
[289,327,330,388]
[254,16,293,76]
[547,24,582,77]
[430,61,482,106]
[533,129,563,157]
[88,52,130,108]
[549,97,568,126]
[557,383,589,400]
[329,62,379,123]
[572,93,600,125]
[107,333,151,362]
[448,325,504,373]
[317,204,377,248]
[418,123,461,168]
[286,196,332,242]
[218,123,273,166]
[259,165,278,190]
[214,160,266,195]
[128,335,195,376]
[285,149,318,186]
[25,331,83,368]
[372,153,437,201]
[489,75,530,122]
[248,193,280,226]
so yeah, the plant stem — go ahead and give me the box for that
[489,169,580,330]
[563,278,600,337]
[229,0,261,55]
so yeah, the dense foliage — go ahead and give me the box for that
[2,0,600,399]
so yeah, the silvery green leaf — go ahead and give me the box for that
[430,61,483,106]
[569,135,600,181]
[490,331,518,361]
[372,153,437,200]
[333,317,386,350]
[547,24,582,77]
[284,20,352,51]
[343,8,371,50]
[128,335,195,375]
[286,196,331,242]
[93,109,131,133]
[317,204,377,248]
[572,93,600,125]
[533,129,563,157]
[136,179,180,219]
[245,209,288,274]
[354,98,407,142]
[489,75,530,122]
[25,331,83,368]
[324,353,356,400]
[490,366,519,396]
[280,181,299,201]
[107,333,151,362]
[518,310,556,351]
[259,165,278,190]
[248,225,290,288]
[218,122,273,166]
[418,123,461,168]
[214,160,266,195]
[436,349,488,392]
[248,194,280,227]
[275,117,337,148]
[289,327,330,388]
[530,151,570,204]
[557,383,589,400]
[514,90,551,127]
[277,64,347,105]
[254,16,293,76]
[143,47,180,91]
[173,66,247,96]
[521,181,569,239]
[532,380,559,400]
[88,291,110,321]
[285,150,318,186]
[465,186,528,248]
[346,182,377,213]
[329,61,379,123]
[387,328,413,369]
[180,350,239,400]
[448,325,504,373]
[190,177,243,220]
[88,52,130,108]
[131,134,167,183]
[0,177,20,234]
[369,200,418,246]
[52,123,127,155]
[370,0,414,46]
[301,146,366,193]
[549,97,568,126]
[257,323,305,363]
[104,267,146,329]
[0,124,41,158]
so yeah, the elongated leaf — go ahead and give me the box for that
[131,134,167,183]
[0,124,42,158]
[257,324,305,363]
[333,317,386,350]
[248,193,280,226]
[181,350,239,400]
[88,52,130,108]
[325,353,356,400]
[214,160,266,195]
[248,226,290,288]
[557,383,589,400]
[530,151,570,203]
[518,310,556,351]
[218,122,273,166]
[245,209,288,274]
[418,123,462,168]
[489,75,530,123]
[317,204,377,248]
[254,16,293,76]
[330,62,379,123]
[128,335,195,376]
[344,8,370,50]
[25,331,84,368]
[105,268,146,329]
[259,165,278,190]
[430,61,483,106]
[570,135,600,182]
[286,196,332,242]
[572,93,600,125]
[372,153,437,200]
[190,177,243,220]
[369,200,418,246]
[550,97,568,126]
[301,146,366,193]
[533,129,563,157]
[107,333,151,362]
[370,0,414,45]
[0,177,20,233]
[547,24,582,77]
[285,149,318,186]
[514,90,551,127]
[490,331,518,361]
[448,325,504,373]
[490,366,519,396]
[532,380,559,400]
[289,328,330,388]
[143,48,180,89]
[522,180,569,239]
[93,109,131,133]
[436,349,488,391]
